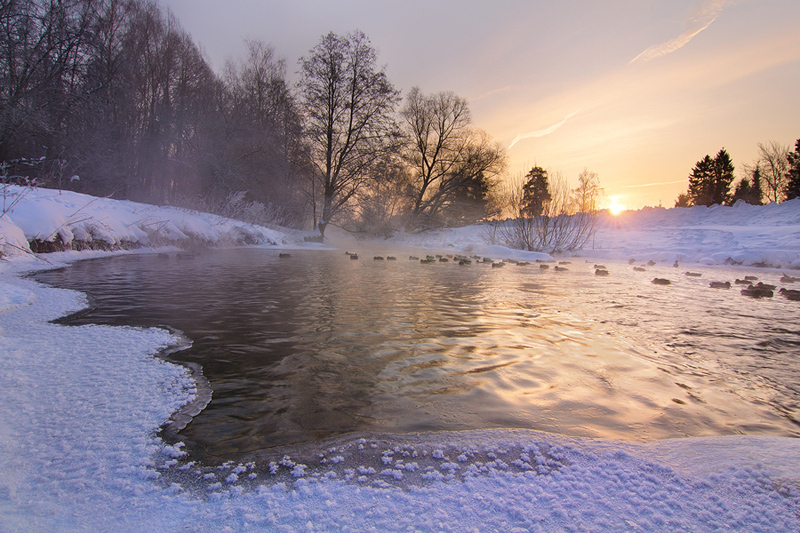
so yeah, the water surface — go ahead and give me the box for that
[35,248,800,461]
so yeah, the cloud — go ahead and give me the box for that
[508,110,580,149]
[630,0,730,64]
[623,179,688,188]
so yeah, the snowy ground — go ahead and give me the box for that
[1,185,800,531]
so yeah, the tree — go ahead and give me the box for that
[573,168,601,213]
[785,139,800,201]
[401,87,505,229]
[674,193,691,208]
[731,164,763,205]
[521,166,550,217]
[687,155,714,206]
[758,141,789,203]
[298,30,400,238]
[687,149,734,206]
[214,39,305,222]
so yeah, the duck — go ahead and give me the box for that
[633,266,646,272]
[684,272,702,277]
[157,252,170,259]
[554,266,569,272]
[780,274,799,283]
[409,256,419,261]
[734,279,752,285]
[779,288,800,300]
[628,258,636,264]
[516,261,529,266]
[374,256,384,260]
[279,253,291,258]
[349,253,359,260]
[387,256,397,261]
[595,269,609,276]
[744,275,759,281]
[559,261,571,265]
[420,258,435,264]
[647,260,656,266]
[741,285,773,298]
[652,278,671,285]
[458,259,471,266]
[540,264,550,270]
[673,261,679,268]
[709,281,731,289]
[593,264,606,269]
[491,262,505,268]
[755,282,776,291]
[439,257,449,262]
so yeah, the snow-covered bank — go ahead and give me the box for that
[2,187,800,531]
[0,185,292,257]
[389,199,800,269]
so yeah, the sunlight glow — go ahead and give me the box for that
[607,195,626,216]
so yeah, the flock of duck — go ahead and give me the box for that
[276,251,800,302]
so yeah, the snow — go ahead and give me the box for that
[1,186,800,531]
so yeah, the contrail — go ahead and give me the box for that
[630,0,729,64]
[508,110,579,149]
[623,179,687,188]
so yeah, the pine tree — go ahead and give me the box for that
[687,149,735,206]
[786,139,800,200]
[521,166,551,217]
[688,155,715,206]
[732,177,752,204]
[748,166,764,205]
[712,148,735,205]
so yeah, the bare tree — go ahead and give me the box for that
[298,30,400,238]
[758,141,789,203]
[213,39,306,224]
[400,87,505,230]
[495,169,600,253]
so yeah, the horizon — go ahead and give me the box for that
[161,0,800,211]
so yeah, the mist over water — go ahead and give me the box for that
[35,248,800,461]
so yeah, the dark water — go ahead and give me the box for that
[34,248,800,460]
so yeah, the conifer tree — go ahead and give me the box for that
[687,149,734,206]
[521,166,551,216]
[786,139,800,200]
[687,155,715,206]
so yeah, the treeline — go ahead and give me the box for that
[0,0,510,236]
[676,140,800,207]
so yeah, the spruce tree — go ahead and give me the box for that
[687,149,735,206]
[786,139,800,200]
[521,166,551,217]
[712,148,735,206]
[688,155,715,206]
[732,177,752,204]
[750,166,764,205]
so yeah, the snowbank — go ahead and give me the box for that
[2,187,800,531]
[586,200,800,268]
[0,185,291,257]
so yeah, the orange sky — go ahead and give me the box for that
[163,0,800,210]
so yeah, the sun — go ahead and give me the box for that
[607,196,626,216]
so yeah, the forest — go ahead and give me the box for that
[3,0,798,244]
[0,0,519,239]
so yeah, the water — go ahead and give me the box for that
[34,248,800,461]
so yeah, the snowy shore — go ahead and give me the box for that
[1,186,800,531]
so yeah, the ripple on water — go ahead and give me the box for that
[34,249,800,461]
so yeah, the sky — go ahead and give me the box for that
[161,0,800,210]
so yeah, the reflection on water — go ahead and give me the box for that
[35,248,800,460]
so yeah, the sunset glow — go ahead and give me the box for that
[608,200,626,216]
[163,0,800,209]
